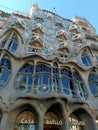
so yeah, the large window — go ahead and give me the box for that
[60,67,71,95]
[8,34,18,52]
[14,62,34,92]
[60,67,86,98]
[0,55,11,88]
[53,62,61,93]
[72,70,86,98]
[81,50,92,66]
[88,71,98,96]
[34,63,52,93]
[1,33,19,52]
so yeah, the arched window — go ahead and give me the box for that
[34,63,51,93]
[60,67,71,95]
[1,33,19,52]
[14,111,36,130]
[88,70,98,96]
[72,70,86,98]
[8,34,18,52]
[14,62,34,92]
[81,50,92,66]
[53,62,61,93]
[0,55,11,88]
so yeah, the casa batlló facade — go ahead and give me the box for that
[0,3,98,130]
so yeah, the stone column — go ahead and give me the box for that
[0,109,8,130]
[61,104,69,130]
[83,118,98,130]
[62,114,69,130]
[91,118,98,130]
[37,113,43,130]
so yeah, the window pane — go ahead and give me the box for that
[81,50,92,66]
[14,62,34,92]
[0,69,9,82]
[88,72,98,95]
[10,42,18,52]
[62,76,70,94]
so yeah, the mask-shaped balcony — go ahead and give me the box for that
[57,42,70,54]
[32,23,44,34]
[72,34,83,43]
[12,19,26,30]
[30,35,43,48]
[69,25,79,34]
[56,29,67,41]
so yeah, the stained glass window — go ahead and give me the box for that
[8,34,18,52]
[60,67,71,95]
[72,70,86,98]
[53,62,61,93]
[81,50,92,66]
[14,62,34,92]
[88,71,98,96]
[34,63,51,93]
[0,56,11,89]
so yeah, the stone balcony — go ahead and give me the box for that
[30,35,43,48]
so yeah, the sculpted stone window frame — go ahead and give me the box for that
[53,62,61,93]
[72,69,86,98]
[14,61,34,92]
[60,67,71,95]
[88,70,98,96]
[0,55,11,89]
[1,32,19,53]
[34,63,52,93]
[7,34,19,52]
[81,49,92,66]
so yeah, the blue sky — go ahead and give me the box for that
[0,0,98,34]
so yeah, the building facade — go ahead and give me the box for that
[0,3,98,130]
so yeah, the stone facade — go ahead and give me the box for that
[0,2,98,130]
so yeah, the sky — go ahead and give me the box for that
[0,0,98,34]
